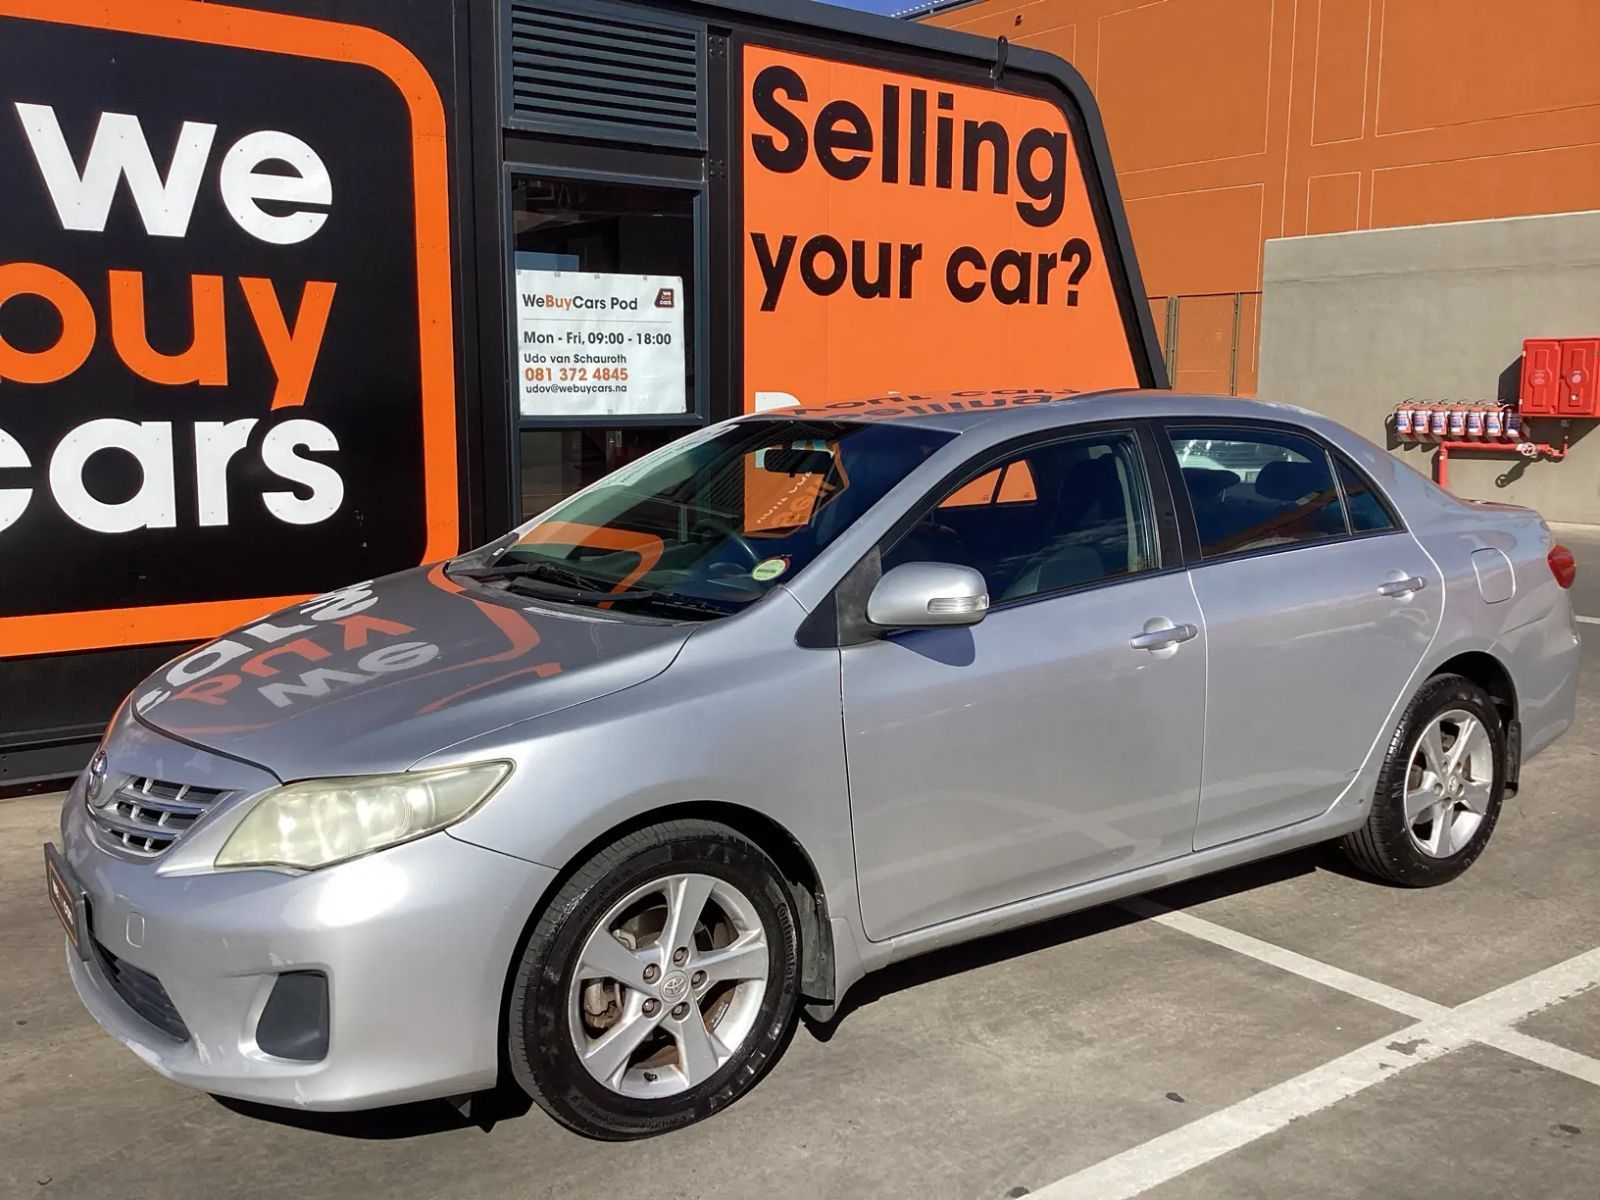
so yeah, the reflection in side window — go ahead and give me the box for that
[1171,428,1350,557]
[885,432,1155,604]
[939,461,1038,509]
[495,419,953,617]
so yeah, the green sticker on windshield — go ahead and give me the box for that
[751,557,789,582]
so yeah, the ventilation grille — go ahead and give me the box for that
[87,775,231,858]
[508,1,704,148]
[92,938,190,1042]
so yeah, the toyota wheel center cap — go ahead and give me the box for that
[661,971,690,1003]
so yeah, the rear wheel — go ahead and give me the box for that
[506,820,800,1138]
[1341,674,1506,886]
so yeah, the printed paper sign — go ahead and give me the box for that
[516,270,687,417]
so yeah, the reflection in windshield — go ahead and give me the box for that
[458,419,955,616]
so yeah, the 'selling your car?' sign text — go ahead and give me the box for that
[742,45,1140,412]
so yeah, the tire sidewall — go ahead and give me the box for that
[510,825,800,1139]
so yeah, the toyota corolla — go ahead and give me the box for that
[47,389,1580,1138]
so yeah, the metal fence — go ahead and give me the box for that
[1148,291,1262,397]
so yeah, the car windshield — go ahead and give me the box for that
[456,419,955,617]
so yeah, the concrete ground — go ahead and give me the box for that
[4,528,1599,1200]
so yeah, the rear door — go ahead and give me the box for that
[842,425,1207,941]
[1163,423,1442,850]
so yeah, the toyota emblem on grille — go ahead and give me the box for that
[85,750,108,805]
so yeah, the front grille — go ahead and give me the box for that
[92,938,189,1042]
[87,776,231,858]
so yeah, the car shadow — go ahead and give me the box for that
[211,1081,532,1139]
[804,843,1358,1042]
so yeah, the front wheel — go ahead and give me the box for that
[506,820,801,1139]
[1340,674,1506,886]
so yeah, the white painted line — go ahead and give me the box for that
[1481,1027,1600,1088]
[1037,912,1600,1200]
[1120,898,1448,1021]
[1029,1022,1460,1200]
[1450,945,1600,1026]
[1576,615,1599,626]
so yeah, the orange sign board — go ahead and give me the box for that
[742,44,1140,412]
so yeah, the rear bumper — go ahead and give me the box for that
[1500,602,1582,764]
[59,785,557,1111]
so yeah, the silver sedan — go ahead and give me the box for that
[50,389,1581,1138]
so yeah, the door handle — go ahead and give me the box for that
[1129,622,1199,651]
[1377,575,1427,598]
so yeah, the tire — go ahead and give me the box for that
[506,819,801,1139]
[1340,674,1506,887]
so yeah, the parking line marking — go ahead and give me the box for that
[1480,1028,1600,1088]
[1120,898,1447,1021]
[1035,916,1600,1199]
[1448,945,1600,1026]
[1029,1020,1460,1200]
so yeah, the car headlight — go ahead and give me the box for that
[215,762,512,871]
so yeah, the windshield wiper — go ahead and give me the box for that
[602,590,730,621]
[453,558,729,620]
[498,577,646,604]
[454,559,607,591]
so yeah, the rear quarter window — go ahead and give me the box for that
[1334,456,1398,533]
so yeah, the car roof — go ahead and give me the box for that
[740,388,1320,435]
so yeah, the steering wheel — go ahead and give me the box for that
[692,515,763,569]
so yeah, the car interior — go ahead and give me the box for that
[1173,433,1348,555]
[883,435,1153,602]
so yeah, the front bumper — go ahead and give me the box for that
[58,766,557,1111]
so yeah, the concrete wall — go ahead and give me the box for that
[1258,210,1600,525]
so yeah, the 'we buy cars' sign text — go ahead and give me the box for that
[742,44,1140,411]
[0,1,456,657]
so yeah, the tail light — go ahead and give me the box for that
[1548,544,1576,589]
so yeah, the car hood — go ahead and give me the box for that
[132,565,694,780]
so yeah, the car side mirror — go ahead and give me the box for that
[866,562,990,629]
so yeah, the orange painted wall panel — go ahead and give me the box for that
[1125,184,1264,296]
[927,0,1600,393]
[1371,142,1600,228]
[1095,0,1273,173]
[1310,0,1368,144]
[1376,0,1600,136]
[1305,171,1361,234]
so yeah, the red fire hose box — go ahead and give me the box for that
[1559,338,1600,418]
[1520,338,1562,416]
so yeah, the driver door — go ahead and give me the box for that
[841,428,1207,941]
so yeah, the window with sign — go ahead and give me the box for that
[510,175,697,423]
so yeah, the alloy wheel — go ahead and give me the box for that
[567,872,770,1099]
[1403,707,1494,858]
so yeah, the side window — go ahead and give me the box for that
[883,432,1158,603]
[1335,456,1398,533]
[1170,427,1348,557]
